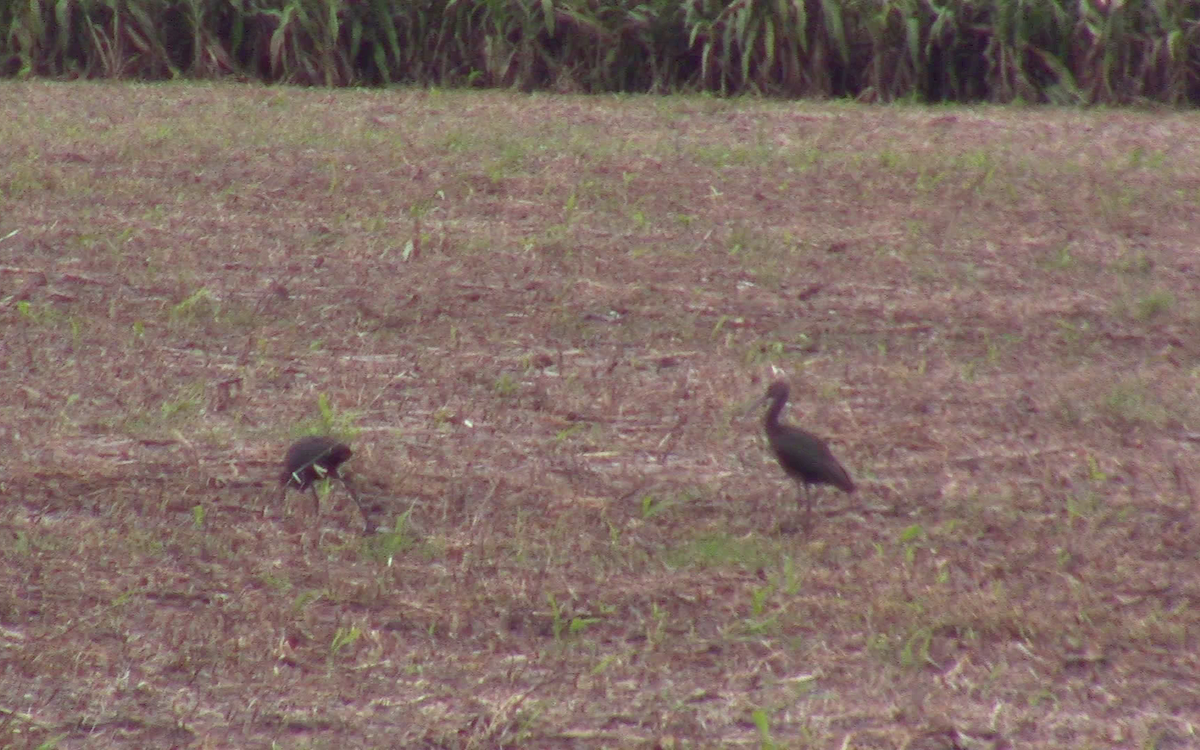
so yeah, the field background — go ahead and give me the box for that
[2,82,1200,748]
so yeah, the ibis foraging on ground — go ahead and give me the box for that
[279,435,369,528]
[751,380,855,530]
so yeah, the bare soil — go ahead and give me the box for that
[2,82,1199,748]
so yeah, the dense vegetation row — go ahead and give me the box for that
[2,0,1198,103]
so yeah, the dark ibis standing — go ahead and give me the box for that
[279,435,369,528]
[752,380,855,529]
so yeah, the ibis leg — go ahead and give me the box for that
[802,483,813,530]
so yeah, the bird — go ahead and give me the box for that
[751,380,855,530]
[278,435,369,528]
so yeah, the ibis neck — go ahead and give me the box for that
[764,394,787,430]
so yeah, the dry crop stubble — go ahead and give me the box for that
[0,83,1198,747]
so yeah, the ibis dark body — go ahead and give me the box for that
[280,436,352,494]
[756,380,855,527]
[279,436,367,526]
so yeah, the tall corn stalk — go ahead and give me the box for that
[0,0,1197,101]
